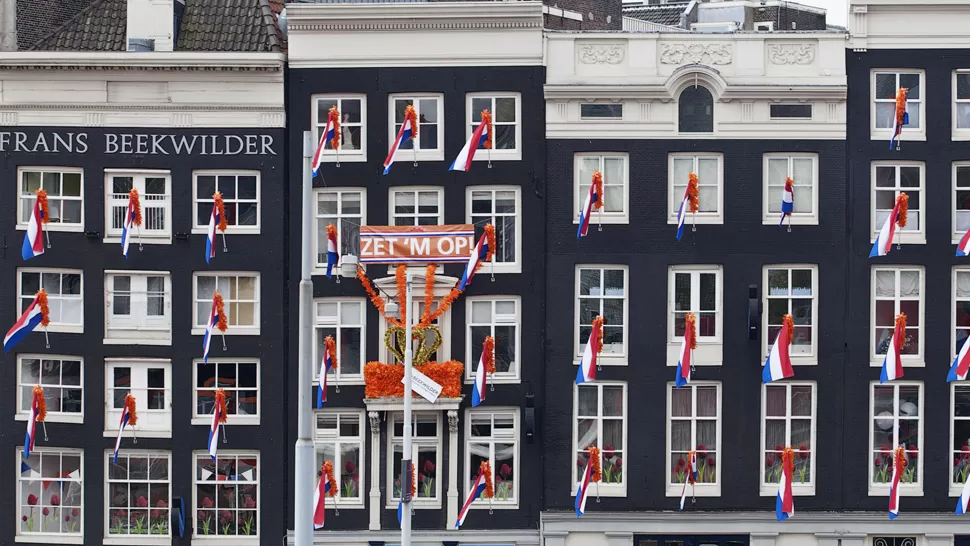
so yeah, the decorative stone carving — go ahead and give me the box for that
[578,44,625,65]
[768,44,816,65]
[660,43,732,65]
[448,410,458,434]
[368,411,380,434]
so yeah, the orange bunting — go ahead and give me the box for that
[36,190,49,224]
[782,446,794,474]
[482,336,496,374]
[895,88,909,129]
[213,291,227,333]
[893,445,908,471]
[404,104,419,140]
[322,461,337,498]
[896,312,907,332]
[483,224,496,263]
[685,313,697,350]
[32,386,46,422]
[422,265,435,324]
[214,389,228,424]
[896,193,909,228]
[364,361,464,399]
[36,289,50,327]
[429,287,462,323]
[325,335,338,370]
[592,171,604,211]
[687,173,699,214]
[213,192,227,232]
[782,314,794,346]
[591,315,604,354]
[129,189,143,227]
[481,110,493,150]
[481,460,494,499]
[328,106,341,150]
[124,392,138,426]
[687,450,696,485]
[357,266,398,326]
[588,445,602,483]
[395,265,408,325]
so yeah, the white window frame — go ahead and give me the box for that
[17,268,84,334]
[868,381,924,496]
[16,167,84,232]
[16,355,84,424]
[572,382,627,497]
[311,94,367,162]
[103,450,172,541]
[666,381,721,497]
[313,410,366,508]
[950,382,970,496]
[954,70,970,140]
[954,268,970,367]
[465,92,522,161]
[104,358,172,438]
[314,298,366,384]
[17,447,83,543]
[871,70,925,141]
[667,153,724,226]
[574,265,629,363]
[386,412,443,509]
[754,21,774,31]
[191,170,261,235]
[762,265,819,365]
[465,296,521,383]
[312,188,366,275]
[762,153,819,225]
[103,169,172,244]
[466,185,522,274]
[871,161,925,245]
[759,381,817,496]
[387,93,445,161]
[191,359,260,426]
[103,270,172,345]
[667,265,722,367]
[191,451,259,541]
[572,153,629,225]
[465,408,520,508]
[191,272,261,336]
[870,266,924,367]
[953,162,970,243]
[388,186,444,227]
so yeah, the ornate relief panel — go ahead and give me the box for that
[660,43,732,65]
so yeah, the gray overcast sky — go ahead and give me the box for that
[801,0,847,27]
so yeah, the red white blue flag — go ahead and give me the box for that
[880,314,906,383]
[450,110,491,172]
[574,457,592,517]
[456,471,487,528]
[775,448,794,521]
[21,193,45,260]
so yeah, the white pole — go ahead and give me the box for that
[295,131,315,546]
[402,272,414,546]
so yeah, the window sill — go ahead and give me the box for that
[316,153,367,164]
[470,501,519,510]
[192,537,258,545]
[104,537,171,546]
[953,130,970,141]
[759,484,815,496]
[666,342,721,367]
[16,225,85,233]
[870,359,924,368]
[102,429,171,438]
[103,337,172,346]
[869,233,926,245]
[870,131,926,142]
[571,485,626,498]
[17,534,83,544]
[391,150,445,163]
[574,355,627,366]
[868,485,923,496]
[191,417,260,426]
[103,237,172,245]
[464,375,521,385]
[760,356,818,366]
[326,500,365,509]
[572,215,630,226]
[16,413,83,424]
[762,215,819,226]
[666,216,724,225]
[951,485,964,497]
[190,227,261,236]
[312,377,365,386]
[665,484,719,497]
[191,328,260,336]
[386,500,442,510]
[473,151,522,162]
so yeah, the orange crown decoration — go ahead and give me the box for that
[124,392,138,426]
[591,315,605,354]
[213,192,227,232]
[214,389,228,424]
[896,193,909,228]
[895,88,909,127]
[481,110,493,150]
[36,189,49,224]
[36,289,50,327]
[481,460,495,499]
[404,104,419,140]
[685,312,697,350]
[483,223,496,262]
[32,385,47,422]
[324,335,338,370]
[687,450,696,485]
[782,446,794,474]
[782,314,794,346]
[328,106,341,150]
[321,461,337,497]
[588,445,602,483]
[213,291,227,333]
[129,189,143,227]
[592,170,604,211]
[687,173,699,214]
[482,336,496,374]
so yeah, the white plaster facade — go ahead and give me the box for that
[849,0,970,51]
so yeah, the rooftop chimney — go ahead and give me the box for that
[126,0,184,52]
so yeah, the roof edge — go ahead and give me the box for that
[0,51,285,70]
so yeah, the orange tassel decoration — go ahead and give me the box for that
[896,312,907,333]
[214,389,228,424]
[893,445,907,474]
[124,393,138,426]
[213,192,227,233]
[36,190,49,224]
[321,461,337,497]
[357,266,396,325]
[213,291,227,332]
[782,446,794,475]
[325,335,338,370]
[429,287,461,323]
[591,315,604,354]
[483,223,496,262]
[325,222,337,245]
[588,445,602,483]
[592,170,604,211]
[482,336,496,374]
[129,189,143,227]
[481,460,494,499]
[395,264,407,325]
[895,88,909,130]
[685,313,697,350]
[328,106,341,150]
[32,386,46,422]
[782,314,794,346]
[36,289,50,327]
[687,173,699,213]
[404,104,419,140]
[481,110,493,150]
[687,450,696,485]
[422,264,435,325]
[896,193,909,228]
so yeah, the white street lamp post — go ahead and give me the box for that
[295,131,315,546]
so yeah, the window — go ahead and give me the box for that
[193,172,259,233]
[106,452,171,538]
[872,267,923,365]
[389,94,443,159]
[636,537,749,546]
[754,21,774,31]
[952,383,970,494]
[390,187,443,226]
[313,95,365,160]
[869,382,922,493]
[466,409,519,506]
[104,271,171,344]
[761,382,816,495]
[872,162,924,244]
[763,154,818,225]
[467,298,520,382]
[668,154,723,225]
[581,104,623,119]
[667,383,720,495]
[314,411,364,505]
[105,360,172,435]
[193,453,259,538]
[17,356,83,423]
[18,269,83,332]
[956,71,970,136]
[388,412,441,506]
[17,448,82,538]
[769,104,812,119]
[574,383,626,496]
[17,167,83,231]
[668,266,722,366]
[576,266,627,360]
[872,71,923,137]
[193,273,260,335]
[193,360,259,425]
[468,93,521,159]
[105,171,170,241]
[956,269,970,357]
[314,189,365,271]
[467,187,521,272]
[314,299,364,381]
[763,266,817,362]
[871,539,918,546]
[954,164,970,241]
[574,154,629,224]
[678,86,714,133]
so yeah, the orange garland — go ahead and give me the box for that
[896,193,909,228]
[36,289,50,327]
[481,110,493,150]
[782,314,794,345]
[687,173,699,213]
[321,461,337,497]
[895,88,909,129]
[429,287,462,323]
[588,445,602,483]
[893,445,907,473]
[36,190,49,224]
[782,446,794,476]
[481,460,494,499]
[404,104,419,140]
[213,192,227,232]
[482,336,496,374]
[32,386,46,422]
[214,389,228,424]
[213,291,227,332]
[685,313,697,350]
[483,223,496,262]
[422,265,435,324]
[325,335,338,370]
[395,264,407,326]
[591,315,604,354]
[328,106,341,150]
[592,170,604,211]
[364,361,464,399]
[687,450,696,485]
[357,266,398,326]
[129,189,143,227]
[896,312,907,335]
[124,393,138,426]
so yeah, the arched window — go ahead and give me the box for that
[679,85,714,133]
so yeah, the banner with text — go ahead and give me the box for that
[359,225,475,264]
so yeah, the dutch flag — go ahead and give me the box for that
[957,472,970,515]
[575,331,598,385]
[326,227,339,278]
[4,296,45,353]
[870,198,902,258]
[312,110,339,178]
[205,201,221,265]
[313,473,331,530]
[471,349,488,407]
[574,458,592,517]
[762,322,795,384]
[950,335,970,382]
[679,452,697,510]
[207,397,224,461]
[202,295,220,364]
[384,110,416,175]
[458,232,490,291]
[317,349,334,408]
[21,196,45,261]
[888,451,902,519]
[121,195,136,258]
[456,471,487,528]
[675,187,691,241]
[775,453,794,522]
[674,325,692,388]
[779,177,794,226]
[112,402,132,463]
[880,319,905,384]
[958,227,970,257]
[576,180,601,240]
[24,392,40,459]
[449,117,490,172]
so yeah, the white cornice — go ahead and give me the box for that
[0,52,285,71]
[286,1,543,32]
[544,84,847,101]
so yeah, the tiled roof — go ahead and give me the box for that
[16,0,92,50]
[622,4,686,27]
[26,0,282,52]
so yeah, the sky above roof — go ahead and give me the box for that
[622,0,848,27]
